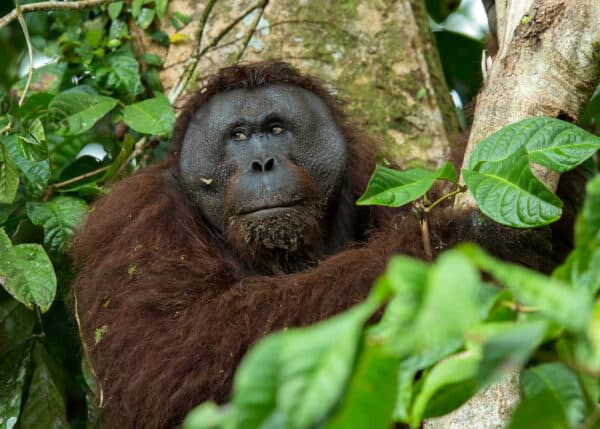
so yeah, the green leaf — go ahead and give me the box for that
[384,251,482,356]
[467,117,600,173]
[155,0,168,18]
[140,53,164,67]
[13,118,48,162]
[104,48,144,97]
[0,145,19,204]
[5,135,50,197]
[49,88,118,135]
[19,352,68,429]
[521,363,586,427]
[26,196,88,254]
[230,301,377,429]
[137,8,155,29]
[131,0,143,17]
[108,1,123,19]
[184,402,229,429]
[460,244,592,332]
[279,304,376,429]
[324,340,398,429]
[475,321,547,386]
[0,344,31,428]
[357,162,456,207]
[507,389,568,429]
[463,146,562,228]
[123,95,175,136]
[0,229,56,312]
[411,352,480,425]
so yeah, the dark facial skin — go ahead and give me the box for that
[179,84,349,272]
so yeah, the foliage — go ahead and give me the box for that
[183,119,600,429]
[1,2,600,429]
[0,1,175,427]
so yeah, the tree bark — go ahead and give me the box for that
[457,0,600,209]
[431,1,600,428]
[148,0,460,169]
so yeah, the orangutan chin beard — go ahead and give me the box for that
[224,203,324,274]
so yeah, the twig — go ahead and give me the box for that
[168,1,264,104]
[234,0,269,63]
[424,185,467,213]
[414,201,433,262]
[168,0,218,103]
[74,290,104,407]
[52,165,110,189]
[111,137,147,180]
[0,0,111,29]
[0,124,10,135]
[15,0,33,106]
[500,301,537,313]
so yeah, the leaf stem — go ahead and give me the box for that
[424,185,467,213]
[51,165,111,189]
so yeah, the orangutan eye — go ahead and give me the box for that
[232,129,249,141]
[270,125,285,135]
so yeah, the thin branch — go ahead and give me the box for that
[168,0,218,103]
[51,165,110,189]
[15,0,33,106]
[234,0,269,64]
[424,185,466,213]
[168,1,263,104]
[414,201,433,262]
[74,290,104,408]
[111,137,147,180]
[0,0,111,29]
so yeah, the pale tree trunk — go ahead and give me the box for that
[142,0,461,169]
[427,1,600,428]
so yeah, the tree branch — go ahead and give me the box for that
[0,0,111,29]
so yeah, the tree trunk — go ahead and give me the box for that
[430,1,600,428]
[148,0,460,168]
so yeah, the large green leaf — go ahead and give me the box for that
[521,363,586,427]
[278,304,376,429]
[123,95,175,136]
[229,301,377,429]
[19,351,68,429]
[460,244,592,332]
[357,162,456,207]
[13,117,48,162]
[104,48,144,97]
[48,88,118,135]
[155,0,168,18]
[384,251,482,356]
[474,321,547,385]
[26,196,88,254]
[0,144,19,204]
[324,340,398,429]
[463,146,562,228]
[0,229,56,312]
[467,117,600,172]
[411,352,479,425]
[0,344,31,429]
[184,402,230,429]
[5,135,50,198]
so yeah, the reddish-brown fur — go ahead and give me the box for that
[72,62,555,428]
